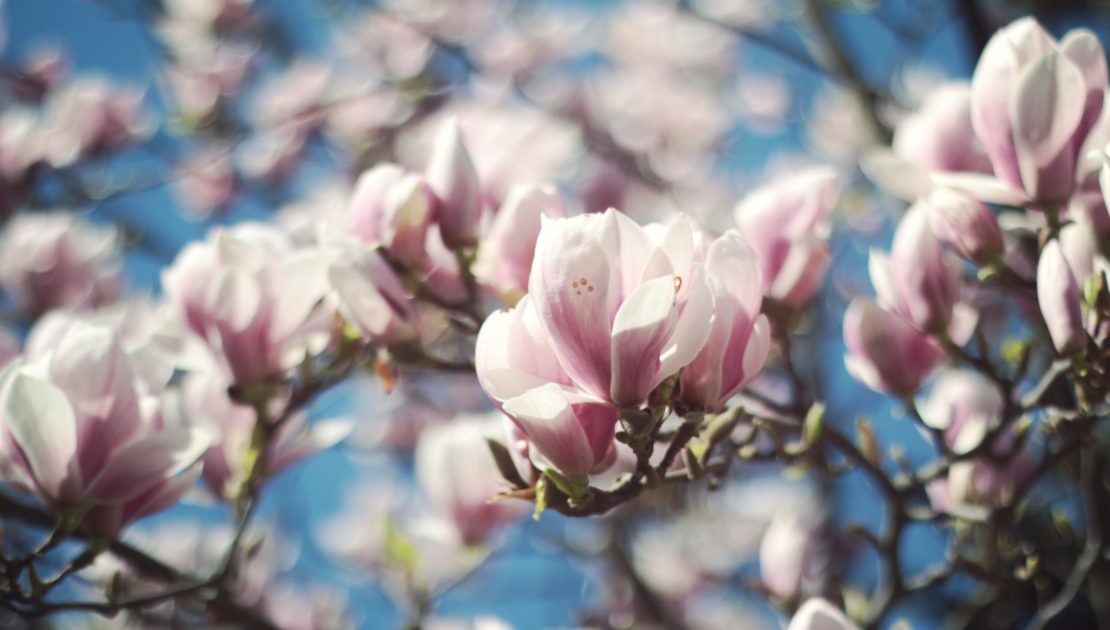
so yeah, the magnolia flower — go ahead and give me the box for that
[427,119,482,249]
[680,231,772,412]
[787,598,859,630]
[325,237,425,345]
[0,324,210,534]
[526,210,714,408]
[162,224,331,385]
[1037,239,1085,355]
[734,168,839,309]
[843,299,944,395]
[349,162,435,267]
[949,18,1107,206]
[0,212,122,316]
[760,512,828,600]
[415,414,529,546]
[39,76,152,166]
[924,188,1004,264]
[918,370,1005,452]
[869,203,962,333]
[472,183,568,306]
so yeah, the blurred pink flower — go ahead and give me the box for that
[0,324,210,535]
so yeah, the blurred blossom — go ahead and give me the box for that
[164,364,351,500]
[426,119,484,249]
[585,68,728,180]
[350,162,436,267]
[0,324,210,535]
[276,180,353,245]
[40,77,152,167]
[162,223,331,385]
[323,79,413,151]
[734,74,792,135]
[759,511,829,601]
[843,299,944,395]
[473,182,568,306]
[1037,238,1086,355]
[160,0,254,35]
[807,85,876,165]
[334,11,433,81]
[960,18,1107,206]
[919,370,1006,452]
[235,126,307,182]
[896,82,993,175]
[251,59,331,134]
[165,41,255,123]
[0,212,122,316]
[604,3,737,77]
[787,598,859,630]
[734,167,839,309]
[924,188,1004,264]
[869,203,962,333]
[380,0,498,44]
[415,413,529,546]
[398,99,582,205]
[688,0,778,29]
[319,479,486,599]
[174,143,237,219]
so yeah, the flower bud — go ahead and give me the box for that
[427,119,482,249]
[925,188,1004,263]
[843,299,944,395]
[734,167,838,308]
[473,183,567,306]
[1037,239,1085,355]
[350,163,434,267]
[870,204,962,333]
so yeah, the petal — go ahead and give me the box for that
[1011,51,1086,201]
[610,275,679,406]
[930,172,1031,206]
[530,216,614,400]
[657,265,715,382]
[868,250,899,313]
[84,427,212,504]
[502,384,595,477]
[270,250,330,342]
[203,268,263,333]
[2,371,78,502]
[859,148,933,201]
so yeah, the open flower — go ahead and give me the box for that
[0,324,210,535]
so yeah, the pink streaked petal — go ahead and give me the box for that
[2,371,78,503]
[609,275,679,407]
[84,427,211,505]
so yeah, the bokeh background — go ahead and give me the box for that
[2,0,1110,628]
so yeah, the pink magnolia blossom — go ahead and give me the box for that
[869,204,962,333]
[415,414,529,546]
[326,238,425,346]
[40,77,152,167]
[759,511,828,600]
[787,598,859,630]
[895,82,993,177]
[734,168,839,309]
[527,209,714,408]
[843,299,944,395]
[924,188,1004,264]
[162,224,331,385]
[919,370,1005,451]
[472,183,568,306]
[960,17,1107,206]
[427,119,483,249]
[0,324,210,535]
[0,212,122,316]
[1037,238,1085,355]
[475,296,618,477]
[680,231,772,412]
[349,162,435,267]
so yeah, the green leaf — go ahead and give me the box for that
[383,518,418,572]
[533,476,548,521]
[804,402,826,444]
